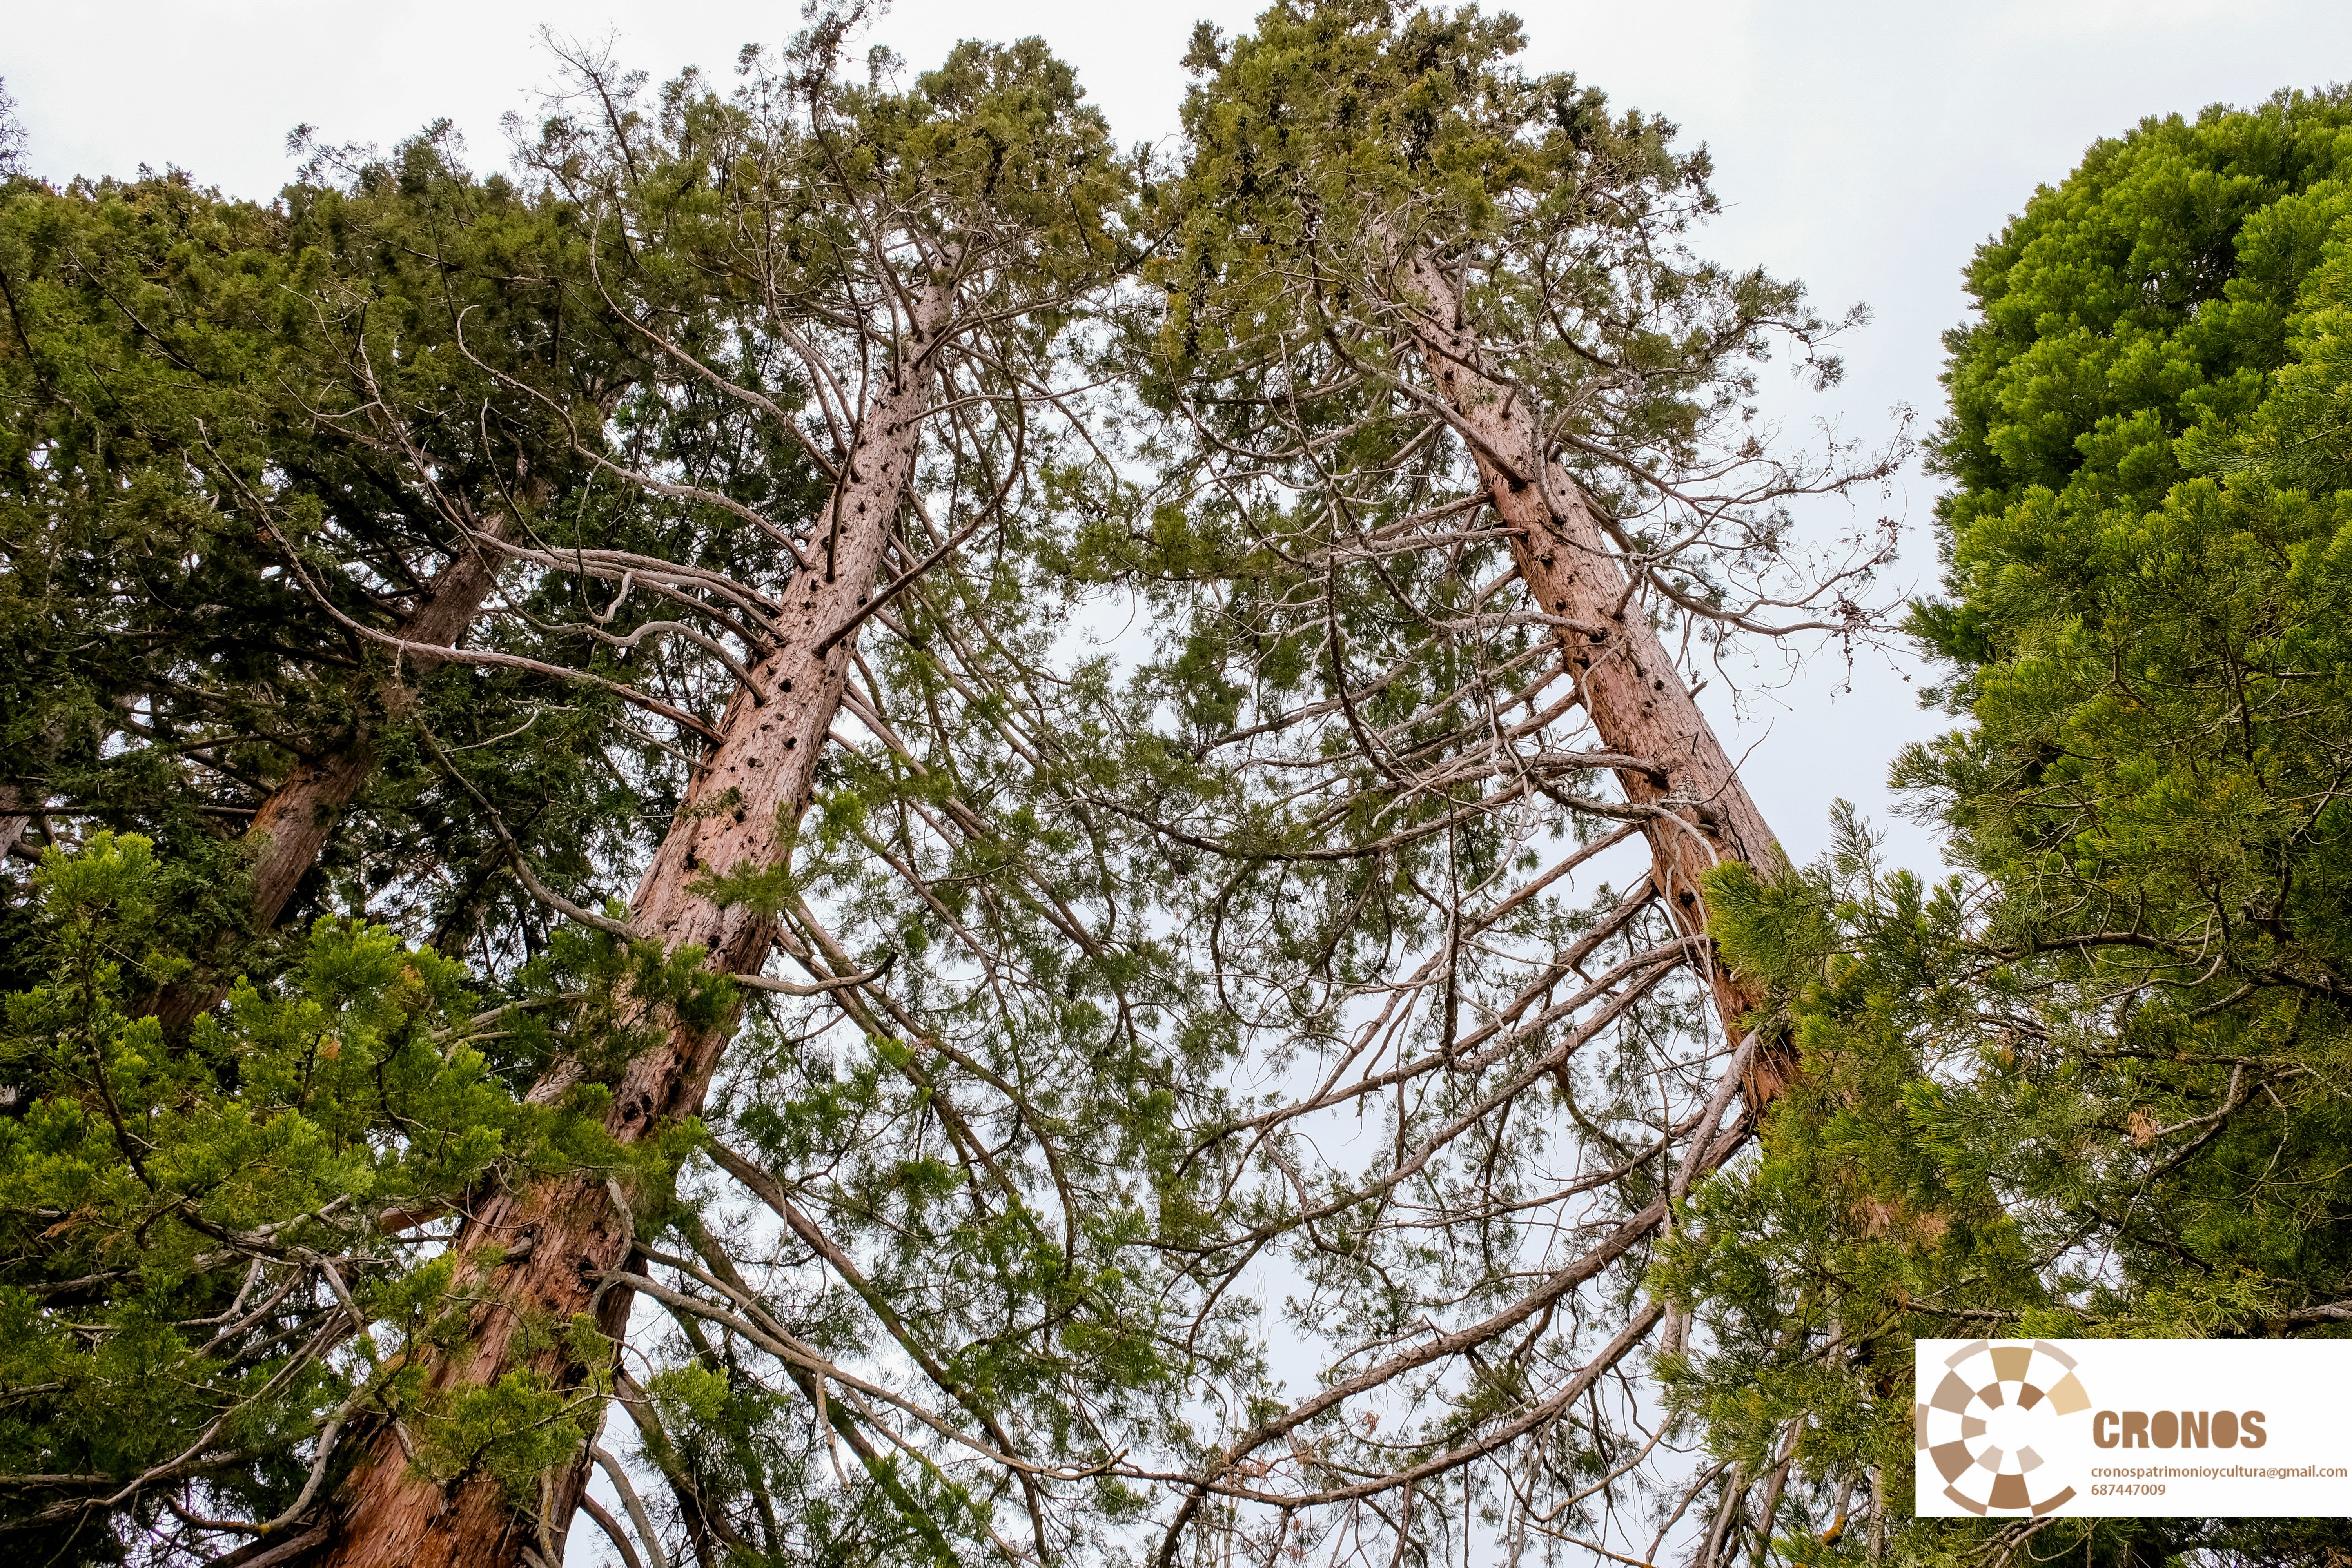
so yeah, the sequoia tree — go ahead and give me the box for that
[1033,3,1900,1562]
[0,9,1920,1568]
[299,25,1135,1568]
[0,132,751,1563]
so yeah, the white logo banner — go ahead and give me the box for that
[1915,1338,2352,1517]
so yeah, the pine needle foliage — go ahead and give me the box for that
[0,139,677,989]
[11,7,2218,1568]
[0,831,627,1560]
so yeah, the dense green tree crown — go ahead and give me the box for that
[1659,91,2352,1564]
[0,832,646,1555]
[1921,89,2352,666]
[1154,0,1864,529]
[0,144,699,989]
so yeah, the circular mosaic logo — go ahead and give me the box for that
[1915,1339,2091,1516]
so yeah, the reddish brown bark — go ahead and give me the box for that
[301,289,951,1568]
[1397,249,1792,1101]
[249,520,514,929]
[149,518,514,1031]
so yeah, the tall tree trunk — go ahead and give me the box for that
[148,514,515,1031]
[1396,248,1792,1100]
[303,287,951,1568]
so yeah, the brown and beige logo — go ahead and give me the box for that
[1915,1339,2092,1516]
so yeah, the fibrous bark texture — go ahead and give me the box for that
[303,289,950,1568]
[1397,248,1789,1097]
[246,523,511,929]
[0,784,30,863]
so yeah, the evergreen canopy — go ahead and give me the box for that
[1667,87,2352,1566]
[1,10,2343,1568]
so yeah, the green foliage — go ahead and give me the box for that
[412,1365,605,1501]
[1662,91,2352,1564]
[0,138,688,987]
[0,833,605,1556]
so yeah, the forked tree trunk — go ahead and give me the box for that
[302,287,952,1568]
[1397,248,1792,1101]
[149,514,516,1031]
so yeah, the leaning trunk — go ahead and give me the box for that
[149,514,517,1031]
[1397,248,1791,1099]
[303,289,950,1568]
[249,511,517,929]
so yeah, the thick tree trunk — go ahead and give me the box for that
[148,515,515,1031]
[302,289,951,1568]
[1397,249,1791,1100]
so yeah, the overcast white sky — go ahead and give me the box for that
[10,0,2350,873]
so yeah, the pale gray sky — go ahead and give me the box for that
[11,0,2350,871]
